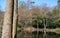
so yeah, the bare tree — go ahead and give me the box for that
[12,0,18,38]
[1,0,14,38]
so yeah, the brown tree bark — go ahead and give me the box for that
[1,0,14,38]
[12,0,18,38]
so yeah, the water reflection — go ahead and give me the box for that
[17,31,60,38]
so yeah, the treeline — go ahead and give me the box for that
[0,1,60,29]
[18,1,60,28]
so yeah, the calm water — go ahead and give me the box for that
[17,30,60,38]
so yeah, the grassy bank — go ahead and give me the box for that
[17,27,60,34]
[54,28,60,34]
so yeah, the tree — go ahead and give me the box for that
[12,0,18,38]
[1,0,14,38]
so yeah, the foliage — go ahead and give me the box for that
[17,1,60,28]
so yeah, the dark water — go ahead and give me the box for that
[17,30,60,38]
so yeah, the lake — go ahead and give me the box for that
[17,30,60,38]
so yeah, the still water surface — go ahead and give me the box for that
[17,30,60,38]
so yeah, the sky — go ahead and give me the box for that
[0,0,58,11]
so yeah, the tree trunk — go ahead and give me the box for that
[12,0,18,38]
[1,0,14,38]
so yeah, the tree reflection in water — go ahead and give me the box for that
[17,31,60,38]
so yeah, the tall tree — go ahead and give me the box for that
[12,0,18,38]
[1,0,14,38]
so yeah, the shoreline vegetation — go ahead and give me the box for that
[17,26,60,34]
